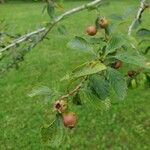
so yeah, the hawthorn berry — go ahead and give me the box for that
[54,99,68,113]
[128,70,137,77]
[99,17,108,28]
[112,60,123,69]
[86,25,97,36]
[63,112,77,128]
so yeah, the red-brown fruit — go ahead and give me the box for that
[113,60,123,69]
[99,17,108,28]
[128,70,137,77]
[63,112,77,128]
[86,25,97,36]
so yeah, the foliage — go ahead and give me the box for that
[0,0,150,149]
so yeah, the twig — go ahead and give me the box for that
[0,27,46,53]
[0,0,102,53]
[128,0,148,36]
[57,77,87,100]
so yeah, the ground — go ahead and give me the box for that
[0,0,150,149]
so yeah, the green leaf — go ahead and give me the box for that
[51,114,64,148]
[114,52,147,68]
[41,114,64,148]
[89,75,109,100]
[28,86,52,97]
[47,2,55,18]
[67,36,93,53]
[138,39,150,45]
[136,28,150,37]
[42,4,47,14]
[144,46,150,55]
[105,35,125,55]
[57,25,67,35]
[60,74,70,81]
[107,67,127,100]
[72,61,106,78]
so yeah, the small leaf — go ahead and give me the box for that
[136,28,150,37]
[47,2,55,18]
[107,67,127,100]
[114,52,147,68]
[60,74,70,81]
[42,4,47,14]
[57,25,67,35]
[72,61,106,78]
[28,86,52,97]
[89,75,109,100]
[51,114,64,148]
[67,36,93,53]
[144,46,150,54]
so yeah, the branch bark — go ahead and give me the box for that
[0,27,46,53]
[128,0,148,36]
[0,0,102,53]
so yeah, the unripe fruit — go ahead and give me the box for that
[99,17,108,28]
[112,60,123,69]
[131,79,137,88]
[54,99,68,113]
[86,25,97,36]
[63,112,77,128]
[128,70,137,77]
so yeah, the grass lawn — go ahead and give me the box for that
[0,0,150,149]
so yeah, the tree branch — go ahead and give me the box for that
[0,27,46,53]
[0,0,102,53]
[128,0,148,36]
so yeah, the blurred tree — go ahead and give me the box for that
[0,0,4,4]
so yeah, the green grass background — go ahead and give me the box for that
[0,0,150,149]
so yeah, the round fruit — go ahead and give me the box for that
[112,60,123,69]
[63,112,77,128]
[54,99,68,113]
[99,17,108,28]
[128,70,137,77]
[86,25,97,36]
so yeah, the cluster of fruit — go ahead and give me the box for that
[54,99,77,129]
[86,17,108,36]
[86,17,137,78]
[111,60,137,77]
